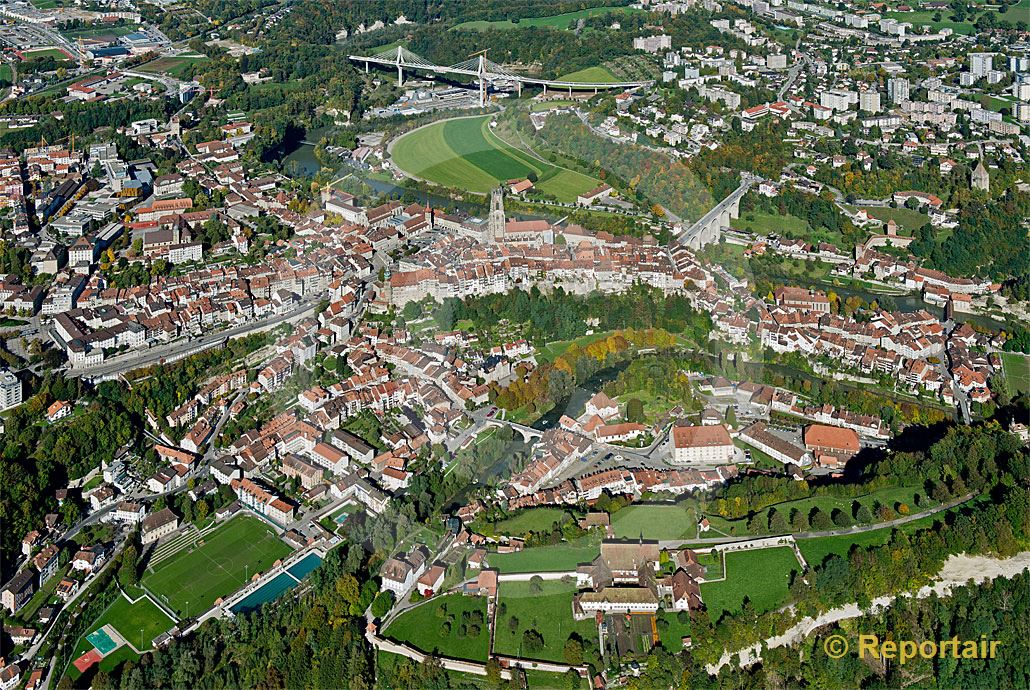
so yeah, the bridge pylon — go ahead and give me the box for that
[478,54,486,107]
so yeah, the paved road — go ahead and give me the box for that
[64,297,322,380]
[777,54,809,101]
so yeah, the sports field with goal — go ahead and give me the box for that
[142,514,291,618]
[390,115,600,202]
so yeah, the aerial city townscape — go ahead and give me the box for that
[0,0,1028,688]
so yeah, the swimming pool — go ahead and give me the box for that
[229,553,323,614]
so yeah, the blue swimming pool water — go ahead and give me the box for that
[230,554,323,614]
[287,553,322,580]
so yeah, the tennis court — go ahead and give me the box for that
[87,627,118,655]
[142,514,292,617]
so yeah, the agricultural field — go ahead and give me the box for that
[700,547,802,621]
[454,6,641,31]
[390,115,601,202]
[1001,352,1030,394]
[492,580,598,662]
[383,594,489,661]
[136,55,207,78]
[142,515,292,617]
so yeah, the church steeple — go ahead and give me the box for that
[488,187,505,243]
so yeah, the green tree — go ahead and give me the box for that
[118,544,138,587]
[625,397,645,422]
[370,590,394,619]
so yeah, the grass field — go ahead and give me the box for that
[557,66,619,83]
[67,594,174,679]
[731,211,810,236]
[390,115,600,202]
[489,534,602,573]
[883,9,975,35]
[480,507,572,536]
[707,484,925,538]
[455,6,641,31]
[142,515,291,617]
[796,494,990,566]
[701,547,801,621]
[610,504,696,540]
[384,594,489,661]
[1001,352,1030,394]
[22,48,70,61]
[136,55,207,78]
[493,580,598,662]
[530,99,577,111]
[656,610,693,652]
[538,330,617,361]
[857,206,929,233]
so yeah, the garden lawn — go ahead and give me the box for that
[493,580,598,662]
[858,206,929,233]
[730,211,810,236]
[383,594,489,661]
[489,534,602,573]
[483,507,572,536]
[610,504,696,540]
[656,610,693,652]
[142,514,291,617]
[701,547,801,621]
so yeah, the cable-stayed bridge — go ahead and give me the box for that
[349,46,653,105]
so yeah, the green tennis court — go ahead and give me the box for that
[87,627,118,655]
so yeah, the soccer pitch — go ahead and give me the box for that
[142,515,292,617]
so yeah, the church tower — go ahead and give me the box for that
[488,187,505,243]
